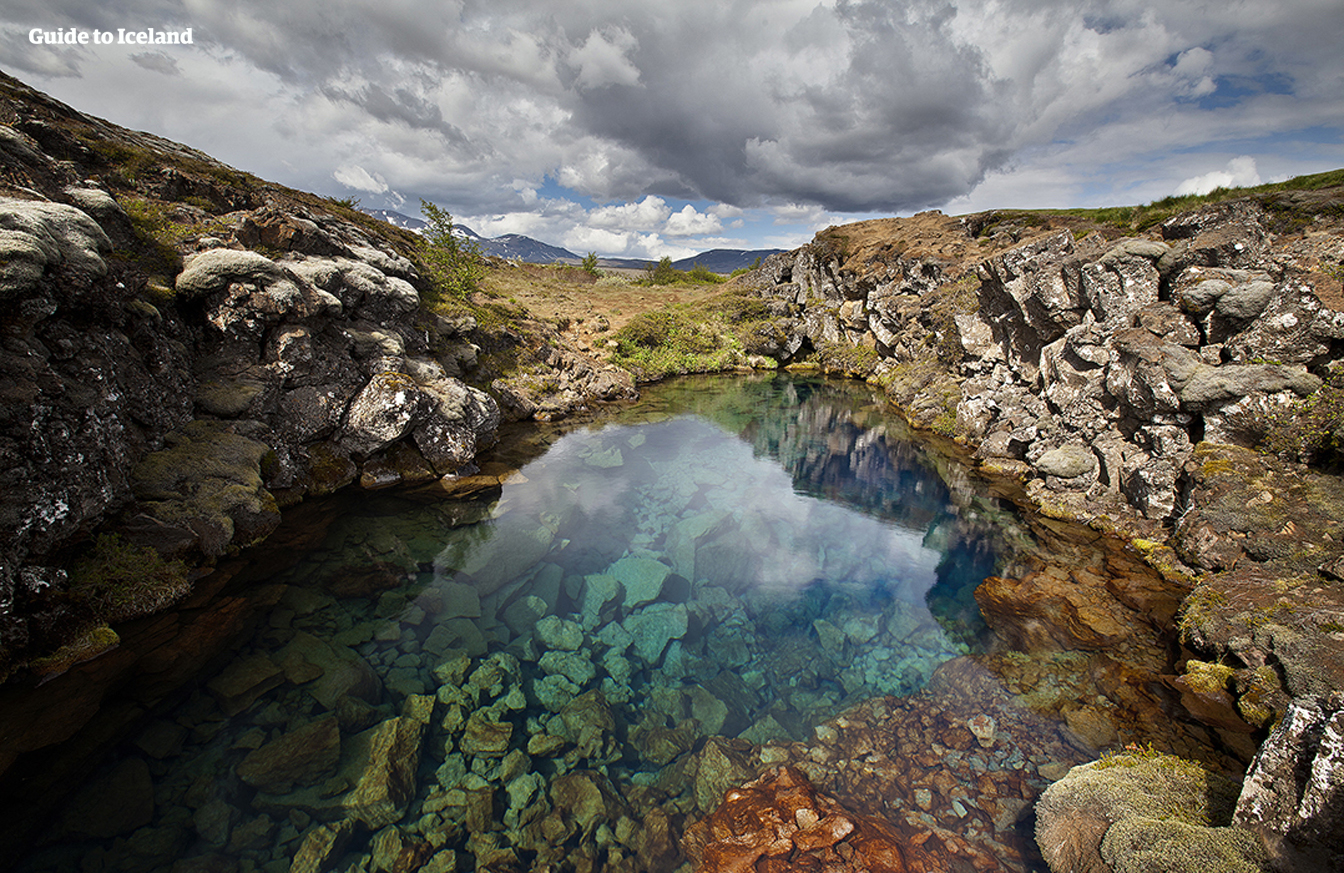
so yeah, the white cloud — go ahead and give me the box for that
[1174,156,1263,196]
[1171,46,1216,97]
[562,226,634,256]
[664,205,722,237]
[569,26,642,89]
[129,51,180,76]
[332,165,389,193]
[769,203,832,226]
[587,195,671,231]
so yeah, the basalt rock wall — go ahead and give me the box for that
[0,73,633,684]
[749,201,1344,530]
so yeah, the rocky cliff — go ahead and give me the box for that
[0,72,632,683]
[740,192,1344,869]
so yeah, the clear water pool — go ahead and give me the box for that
[14,374,1029,873]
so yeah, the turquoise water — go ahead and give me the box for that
[15,375,1024,873]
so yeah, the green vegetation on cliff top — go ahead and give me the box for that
[995,167,1344,233]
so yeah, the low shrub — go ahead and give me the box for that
[1260,363,1344,469]
[611,308,742,378]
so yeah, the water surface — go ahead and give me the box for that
[16,374,1029,873]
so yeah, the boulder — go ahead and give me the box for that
[1036,750,1267,873]
[549,770,628,836]
[130,421,282,558]
[342,716,426,828]
[538,650,597,687]
[341,372,436,456]
[176,249,286,299]
[278,631,383,712]
[534,615,584,651]
[207,653,284,717]
[459,712,513,758]
[1036,444,1098,480]
[434,513,556,598]
[290,820,357,873]
[0,197,110,296]
[623,603,689,665]
[608,556,671,608]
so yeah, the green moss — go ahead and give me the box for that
[930,408,957,437]
[131,421,280,554]
[1178,586,1230,641]
[1070,747,1238,826]
[28,623,121,678]
[814,340,880,377]
[305,442,359,496]
[1259,362,1344,469]
[1101,817,1270,873]
[120,197,186,280]
[1234,665,1283,729]
[1181,660,1235,695]
[68,534,191,623]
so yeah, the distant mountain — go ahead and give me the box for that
[479,234,579,263]
[594,257,656,271]
[364,209,426,231]
[361,209,577,262]
[596,249,785,274]
[361,209,779,272]
[672,249,784,273]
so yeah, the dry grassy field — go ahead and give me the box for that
[479,261,732,358]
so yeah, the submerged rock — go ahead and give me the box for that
[534,615,585,651]
[236,714,340,793]
[623,603,689,665]
[55,757,154,840]
[608,556,671,608]
[683,766,937,873]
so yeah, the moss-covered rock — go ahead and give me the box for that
[1173,443,1344,707]
[27,623,120,680]
[1035,749,1269,873]
[1101,817,1270,873]
[130,420,280,556]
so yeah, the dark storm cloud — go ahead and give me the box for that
[2,0,1341,221]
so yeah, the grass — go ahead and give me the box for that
[1003,168,1344,234]
[67,533,191,624]
[609,306,744,379]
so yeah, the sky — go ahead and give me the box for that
[3,1,1342,261]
